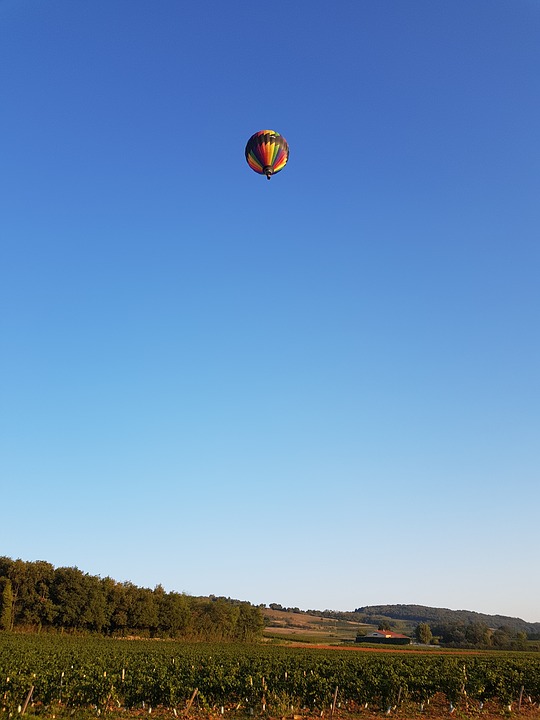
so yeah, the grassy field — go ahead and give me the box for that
[262,608,370,644]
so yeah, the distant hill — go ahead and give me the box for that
[266,602,540,636]
[354,604,540,636]
[262,603,540,648]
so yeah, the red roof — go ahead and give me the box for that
[368,630,410,638]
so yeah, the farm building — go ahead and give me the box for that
[356,629,411,645]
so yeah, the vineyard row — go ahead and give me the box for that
[2,635,540,715]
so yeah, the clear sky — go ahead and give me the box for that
[1,0,539,623]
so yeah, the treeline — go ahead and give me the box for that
[0,557,263,641]
[268,604,362,623]
[355,603,540,637]
[415,620,534,650]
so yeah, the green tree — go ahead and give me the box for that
[0,577,13,631]
[0,558,55,630]
[415,622,433,644]
[157,591,192,638]
[103,579,132,635]
[52,566,91,630]
[512,631,528,651]
[465,621,490,646]
[492,626,517,649]
[82,574,107,632]
[0,558,25,628]
[130,587,159,635]
[236,602,264,641]
[18,560,55,629]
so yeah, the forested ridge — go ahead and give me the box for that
[0,557,263,640]
[354,604,540,636]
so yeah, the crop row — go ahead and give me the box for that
[1,635,540,715]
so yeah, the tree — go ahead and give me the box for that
[130,587,158,635]
[0,558,55,630]
[0,577,13,631]
[415,622,433,644]
[236,603,264,641]
[17,560,55,629]
[157,591,192,638]
[432,622,467,646]
[0,558,25,628]
[51,566,106,631]
[464,621,490,646]
[104,581,138,635]
[492,627,513,649]
[82,574,108,632]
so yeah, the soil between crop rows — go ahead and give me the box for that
[21,693,540,720]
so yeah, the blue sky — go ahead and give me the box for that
[1,0,539,622]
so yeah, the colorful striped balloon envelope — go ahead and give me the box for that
[245,130,289,180]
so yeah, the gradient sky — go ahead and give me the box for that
[1,1,539,622]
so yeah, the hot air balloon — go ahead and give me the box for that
[245,130,289,180]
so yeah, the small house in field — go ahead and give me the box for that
[356,629,411,645]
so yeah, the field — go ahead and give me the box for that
[1,633,540,719]
[262,608,365,644]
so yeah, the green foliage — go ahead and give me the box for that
[0,557,263,641]
[356,603,540,637]
[431,620,530,650]
[1,634,540,715]
[0,576,13,631]
[415,622,433,644]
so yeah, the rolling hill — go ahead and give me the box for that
[354,604,540,636]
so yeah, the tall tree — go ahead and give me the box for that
[0,577,13,631]
[156,589,192,638]
[51,566,91,630]
[0,558,26,627]
[236,602,264,641]
[465,621,490,646]
[415,622,433,644]
[17,560,55,629]
[130,587,158,635]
